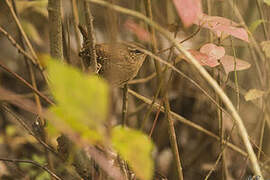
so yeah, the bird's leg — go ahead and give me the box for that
[122,83,128,126]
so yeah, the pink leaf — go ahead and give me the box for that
[200,43,225,60]
[188,49,220,67]
[124,20,150,42]
[173,0,203,28]
[220,55,251,74]
[195,14,249,42]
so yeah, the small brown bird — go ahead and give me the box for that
[78,26,146,86]
[95,43,146,86]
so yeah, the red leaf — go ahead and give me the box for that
[220,55,251,74]
[173,0,203,28]
[200,43,225,60]
[195,14,249,42]
[188,49,220,67]
[124,20,150,42]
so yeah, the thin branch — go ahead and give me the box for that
[70,0,85,70]
[4,0,38,61]
[163,93,184,180]
[128,89,247,156]
[0,158,62,180]
[161,34,184,180]
[255,0,269,40]
[48,0,64,60]
[1,105,57,155]
[84,0,98,72]
[128,71,157,84]
[204,149,224,180]
[0,62,54,105]
[10,1,54,173]
[228,0,265,65]
[71,0,81,51]
[149,101,162,137]
[123,42,232,120]
[140,75,163,130]
[144,0,161,79]
[157,26,201,55]
[0,26,42,70]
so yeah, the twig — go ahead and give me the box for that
[149,101,162,137]
[0,26,42,70]
[124,43,232,120]
[140,75,163,130]
[0,62,54,105]
[1,104,57,155]
[258,105,266,160]
[204,149,224,180]
[128,89,247,156]
[157,26,201,55]
[143,0,161,81]
[228,0,265,65]
[70,0,85,70]
[0,157,62,180]
[144,1,183,175]
[4,0,38,61]
[104,0,118,42]
[255,0,269,40]
[48,0,63,60]
[84,0,98,72]
[163,92,184,180]
[128,71,157,84]
[11,0,54,174]
[162,36,184,180]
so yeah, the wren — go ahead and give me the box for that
[78,26,146,86]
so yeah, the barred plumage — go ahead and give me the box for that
[79,43,146,86]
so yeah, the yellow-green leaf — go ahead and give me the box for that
[112,126,154,180]
[32,154,46,164]
[249,19,266,33]
[36,171,50,180]
[245,89,265,101]
[264,0,270,6]
[6,125,16,136]
[47,58,109,144]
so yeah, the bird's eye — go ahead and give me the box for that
[129,48,143,54]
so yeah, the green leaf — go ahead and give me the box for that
[32,154,46,164]
[47,121,59,137]
[264,0,270,6]
[249,19,266,33]
[112,126,154,180]
[47,58,109,144]
[36,171,50,180]
[6,125,16,136]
